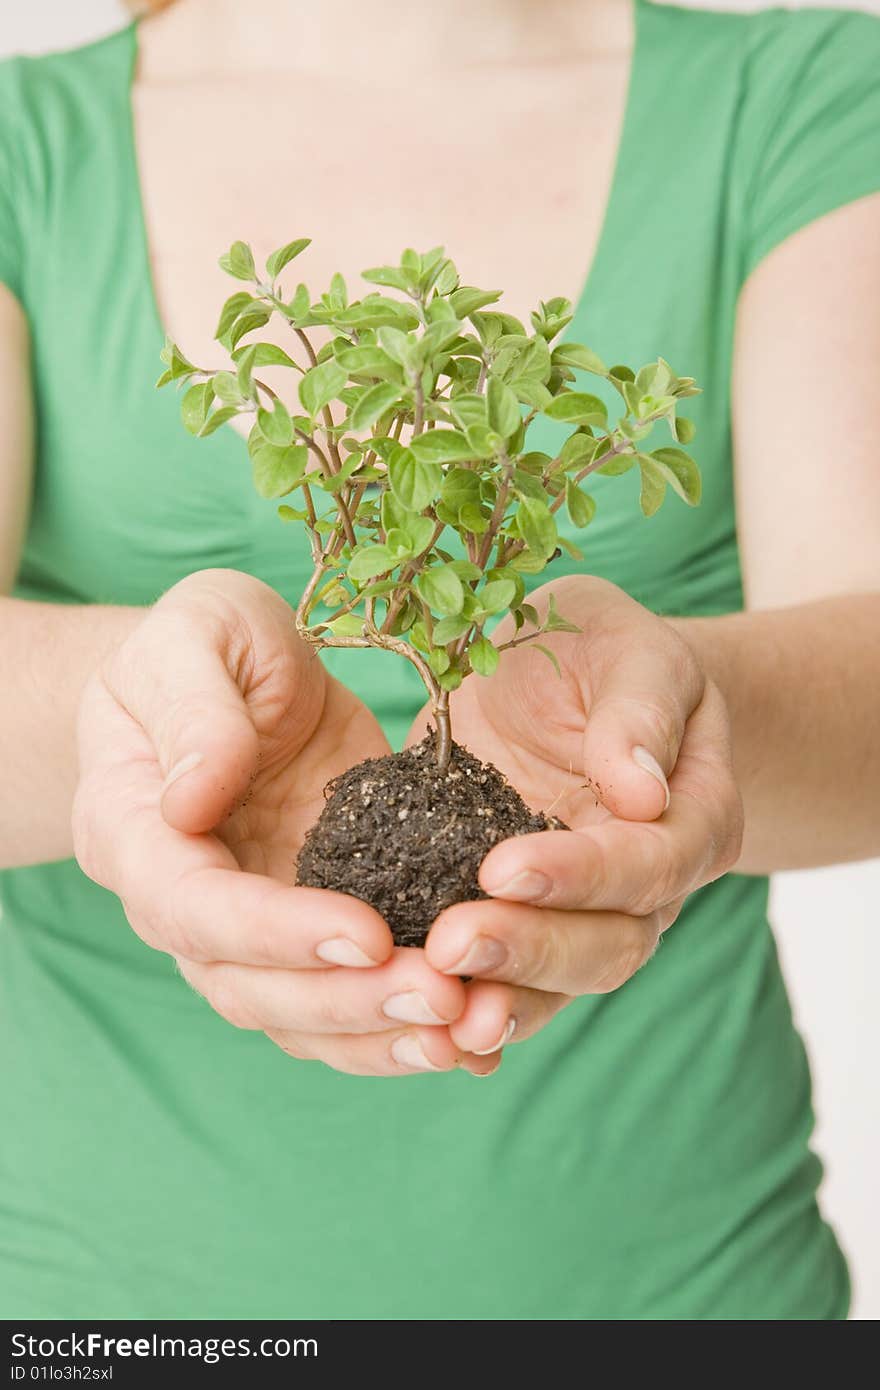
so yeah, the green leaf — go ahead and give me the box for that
[409,430,474,464]
[557,432,598,470]
[428,647,451,676]
[181,382,214,435]
[335,298,420,331]
[349,545,395,582]
[257,399,294,446]
[543,391,608,427]
[198,406,238,438]
[388,448,441,511]
[460,502,489,534]
[215,291,253,341]
[376,326,417,369]
[277,504,306,522]
[516,495,558,558]
[464,423,502,459]
[557,536,584,561]
[509,550,549,575]
[437,667,464,692]
[565,479,597,528]
[380,490,409,533]
[487,375,521,438]
[250,442,308,499]
[236,344,258,400]
[544,592,581,633]
[442,468,481,509]
[418,565,465,616]
[638,458,667,517]
[266,237,311,280]
[447,559,483,581]
[160,338,197,381]
[212,371,243,406]
[448,286,502,318]
[361,264,412,292]
[512,469,546,500]
[299,360,347,417]
[510,377,553,410]
[515,335,552,382]
[551,343,607,374]
[597,447,637,477]
[532,643,562,678]
[477,579,516,615]
[285,283,311,320]
[672,416,697,445]
[324,614,365,637]
[469,636,500,677]
[648,447,702,505]
[399,514,436,555]
[520,602,540,628]
[335,345,404,380]
[432,614,472,644]
[328,271,348,307]
[232,342,299,371]
[219,240,256,281]
[347,381,402,432]
[229,306,270,348]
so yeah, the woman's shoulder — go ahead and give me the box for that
[645,0,879,63]
[0,25,137,305]
[0,22,135,118]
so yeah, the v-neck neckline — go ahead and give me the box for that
[123,0,648,434]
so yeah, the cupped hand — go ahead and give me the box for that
[408,575,744,1059]
[73,568,495,1076]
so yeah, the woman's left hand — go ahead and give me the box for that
[407,576,743,1059]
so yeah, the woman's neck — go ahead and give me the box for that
[140,0,631,79]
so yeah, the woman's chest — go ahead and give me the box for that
[131,57,631,378]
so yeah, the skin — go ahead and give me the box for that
[1,0,878,1076]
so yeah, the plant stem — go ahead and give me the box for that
[434,690,452,772]
[412,380,425,437]
[379,518,444,635]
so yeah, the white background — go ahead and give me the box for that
[2,0,878,1320]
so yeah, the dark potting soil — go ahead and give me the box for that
[296,734,559,947]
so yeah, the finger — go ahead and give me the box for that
[446,979,570,1055]
[102,578,324,835]
[480,815,707,917]
[480,684,740,914]
[75,712,394,968]
[264,1025,501,1078]
[106,638,260,837]
[426,897,668,995]
[580,626,705,821]
[177,946,467,1034]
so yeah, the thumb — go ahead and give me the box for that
[108,614,261,836]
[581,642,704,821]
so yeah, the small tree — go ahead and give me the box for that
[159,239,700,770]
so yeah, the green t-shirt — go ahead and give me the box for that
[1,2,878,1319]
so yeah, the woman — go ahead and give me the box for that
[1,0,878,1319]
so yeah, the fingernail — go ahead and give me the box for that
[444,935,508,977]
[315,938,380,968]
[383,991,449,1025]
[391,1035,442,1071]
[163,751,204,791]
[473,1016,516,1056]
[470,1059,503,1078]
[632,745,670,810]
[482,868,550,902]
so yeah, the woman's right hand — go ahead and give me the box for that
[72,569,489,1076]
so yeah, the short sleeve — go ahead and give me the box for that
[0,58,24,302]
[742,8,880,282]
